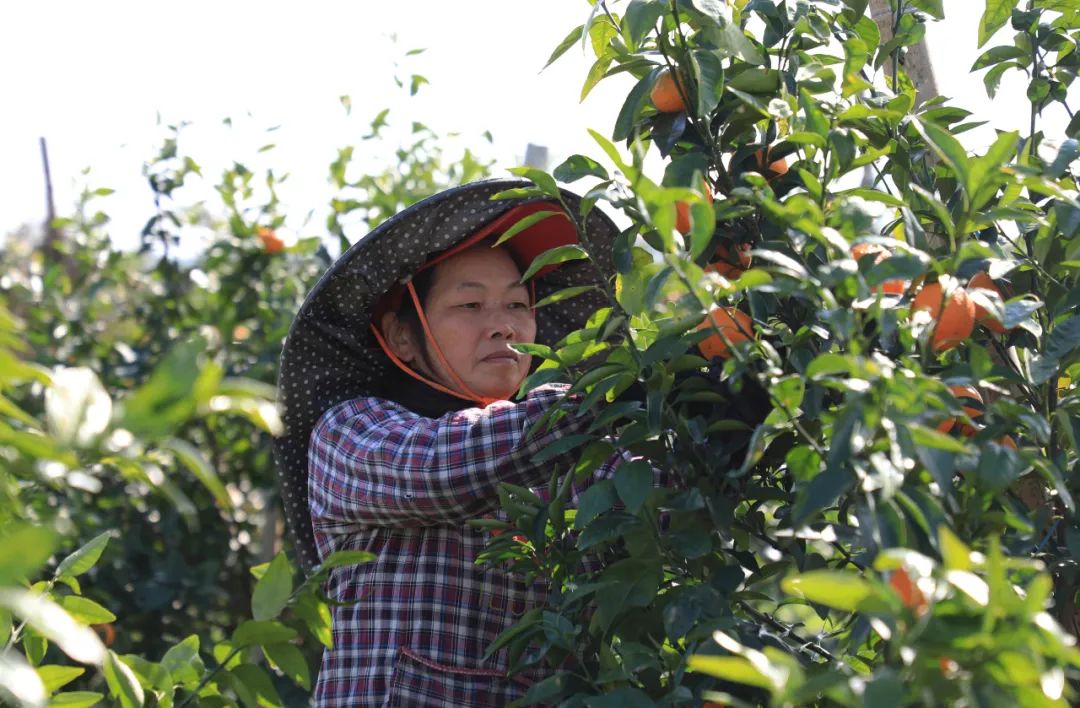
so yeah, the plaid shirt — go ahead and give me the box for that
[308,383,622,706]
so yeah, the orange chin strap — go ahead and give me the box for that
[371,280,524,408]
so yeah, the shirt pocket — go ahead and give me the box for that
[387,646,527,707]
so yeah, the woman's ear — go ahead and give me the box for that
[380,311,416,363]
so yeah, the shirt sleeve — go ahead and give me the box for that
[309,383,589,529]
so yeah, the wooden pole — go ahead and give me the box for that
[868,0,939,105]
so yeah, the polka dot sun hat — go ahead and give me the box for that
[272,178,620,574]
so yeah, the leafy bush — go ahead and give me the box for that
[485,1,1080,705]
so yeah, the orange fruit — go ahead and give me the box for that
[705,243,752,279]
[912,282,976,352]
[257,227,285,254]
[651,69,687,113]
[998,435,1017,449]
[675,181,714,235]
[92,623,116,647]
[937,384,984,434]
[889,567,928,615]
[956,423,980,437]
[697,307,754,360]
[939,657,959,675]
[851,243,908,295]
[968,271,1007,334]
[754,148,789,181]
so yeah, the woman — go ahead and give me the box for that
[272,180,622,706]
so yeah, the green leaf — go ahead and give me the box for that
[161,635,204,689]
[614,69,659,142]
[119,337,206,441]
[687,655,774,690]
[48,691,105,707]
[690,49,726,117]
[1031,316,1080,383]
[545,24,584,69]
[625,0,665,49]
[791,465,853,526]
[575,480,618,529]
[232,620,298,649]
[806,353,855,379]
[911,118,971,192]
[104,651,144,708]
[293,594,332,649]
[971,44,1029,70]
[264,642,311,690]
[772,375,805,411]
[839,188,905,208]
[979,0,1021,47]
[0,525,57,585]
[799,87,829,137]
[532,433,594,465]
[614,460,653,514]
[908,424,972,453]
[506,166,560,199]
[983,61,1017,98]
[594,558,662,629]
[581,53,614,102]
[163,438,231,509]
[533,285,598,309]
[553,154,608,183]
[908,0,945,19]
[55,532,110,581]
[939,526,973,571]
[493,210,565,248]
[968,130,1019,207]
[520,245,589,282]
[311,549,376,573]
[251,552,292,621]
[57,596,116,625]
[229,663,282,708]
[781,570,875,611]
[36,665,85,693]
[585,686,657,707]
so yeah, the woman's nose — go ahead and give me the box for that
[487,313,516,339]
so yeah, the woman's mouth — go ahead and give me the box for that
[482,353,518,363]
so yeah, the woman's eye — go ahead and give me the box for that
[459,302,481,309]
[509,302,530,310]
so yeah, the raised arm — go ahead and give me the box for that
[309,383,587,530]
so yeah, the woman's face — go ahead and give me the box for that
[383,245,537,401]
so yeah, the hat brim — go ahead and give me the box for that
[272,178,619,574]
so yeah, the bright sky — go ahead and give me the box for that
[0,2,1072,256]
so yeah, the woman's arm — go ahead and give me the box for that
[309,383,587,529]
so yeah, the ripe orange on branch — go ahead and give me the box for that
[968,271,1008,334]
[697,307,754,360]
[674,181,714,235]
[937,384,984,434]
[257,227,285,254]
[651,69,688,113]
[753,147,788,181]
[705,243,753,279]
[851,243,907,295]
[911,281,975,352]
[889,567,928,615]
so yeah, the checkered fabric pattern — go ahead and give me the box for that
[308,383,621,706]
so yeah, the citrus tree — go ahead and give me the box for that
[488,0,1080,705]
